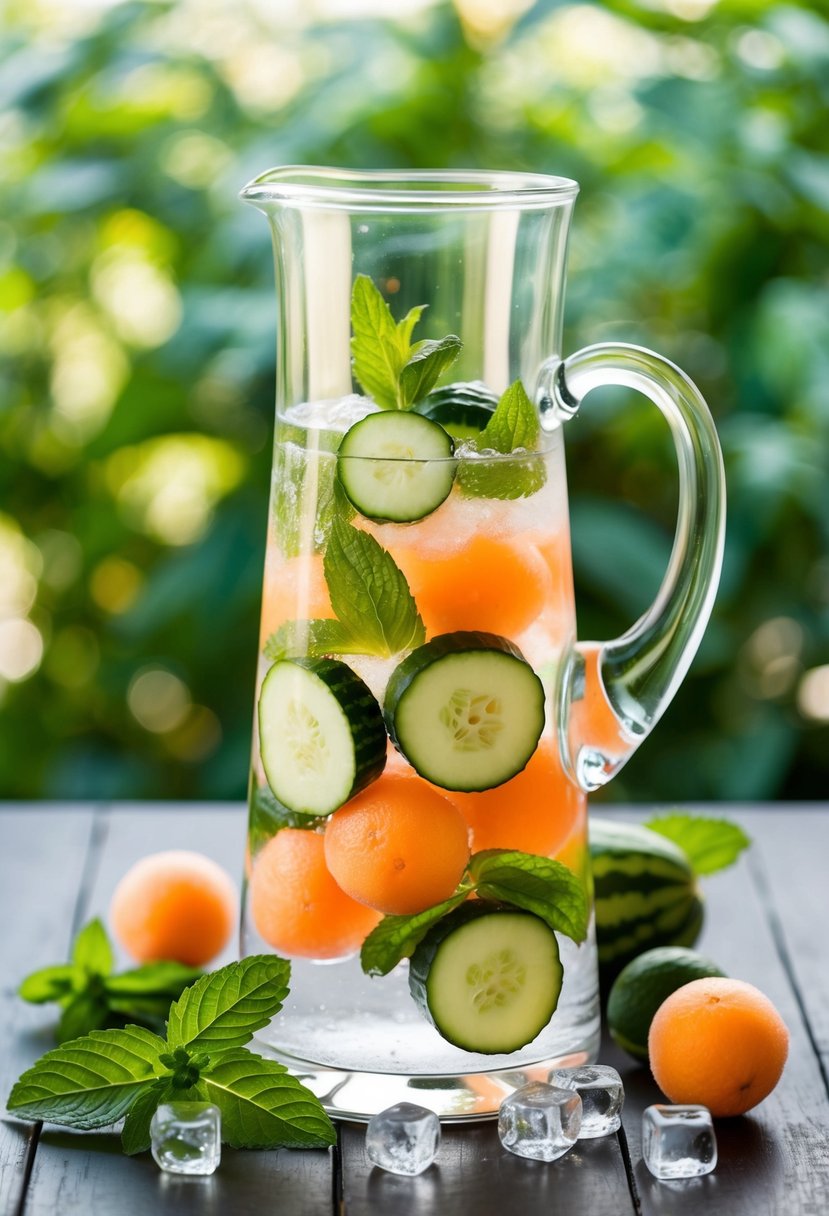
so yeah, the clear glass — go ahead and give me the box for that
[239,167,725,1121]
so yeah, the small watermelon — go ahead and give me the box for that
[589,818,704,991]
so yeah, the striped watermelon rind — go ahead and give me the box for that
[590,818,704,987]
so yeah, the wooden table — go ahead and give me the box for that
[1,803,827,1215]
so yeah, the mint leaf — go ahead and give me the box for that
[248,787,326,856]
[7,1025,166,1129]
[351,275,410,408]
[360,891,470,978]
[166,956,291,1053]
[399,335,462,407]
[468,850,588,944]
[458,380,546,500]
[324,517,424,656]
[201,1049,336,1149]
[57,990,110,1043]
[644,814,751,876]
[71,918,114,977]
[105,962,203,999]
[121,1079,170,1155]
[19,965,77,1005]
[263,617,358,663]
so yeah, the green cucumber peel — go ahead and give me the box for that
[360,847,588,977]
[350,274,462,410]
[8,956,335,1153]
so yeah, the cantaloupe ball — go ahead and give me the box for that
[110,850,238,966]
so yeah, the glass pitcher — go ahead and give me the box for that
[238,168,725,1120]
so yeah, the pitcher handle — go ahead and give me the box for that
[548,342,726,792]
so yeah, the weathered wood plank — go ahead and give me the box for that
[19,804,336,1216]
[609,808,829,1216]
[339,1118,635,1216]
[0,805,98,1216]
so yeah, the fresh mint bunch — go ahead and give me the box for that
[263,518,425,662]
[361,849,588,977]
[351,274,461,409]
[18,918,202,1043]
[8,955,335,1154]
[458,379,547,500]
[643,813,750,875]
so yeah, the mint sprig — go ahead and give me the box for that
[263,519,425,662]
[458,380,546,500]
[351,274,461,409]
[361,848,588,977]
[8,955,336,1154]
[643,813,750,875]
[17,918,202,1043]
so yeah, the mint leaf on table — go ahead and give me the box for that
[200,1050,336,1149]
[121,1079,171,1156]
[351,274,461,409]
[361,891,470,978]
[468,850,588,944]
[19,965,76,1004]
[104,961,204,999]
[71,918,114,976]
[57,989,110,1043]
[323,517,425,656]
[644,813,751,876]
[166,955,291,1053]
[361,848,589,977]
[9,956,335,1153]
[458,379,546,500]
[7,1025,166,1129]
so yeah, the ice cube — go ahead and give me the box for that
[498,1081,582,1162]
[284,394,379,434]
[548,1064,624,1138]
[365,1102,440,1176]
[150,1102,221,1176]
[642,1104,717,1179]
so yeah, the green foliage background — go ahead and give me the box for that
[1,0,827,802]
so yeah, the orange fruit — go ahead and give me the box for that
[324,772,470,915]
[648,977,789,1116]
[250,829,380,959]
[259,553,332,644]
[393,534,551,639]
[450,737,583,859]
[110,850,237,966]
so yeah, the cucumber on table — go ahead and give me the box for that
[258,657,386,817]
[409,902,563,1054]
[337,410,455,523]
[384,631,545,792]
[414,381,497,441]
[590,818,704,987]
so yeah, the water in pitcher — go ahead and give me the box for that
[241,393,601,1119]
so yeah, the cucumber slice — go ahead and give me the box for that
[337,411,455,523]
[414,381,497,441]
[409,902,563,1053]
[384,632,545,792]
[258,657,386,817]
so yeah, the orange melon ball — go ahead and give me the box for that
[450,737,583,858]
[259,553,332,644]
[324,773,471,915]
[648,977,789,1117]
[250,829,380,960]
[110,850,237,966]
[393,534,551,639]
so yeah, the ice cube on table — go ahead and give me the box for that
[365,1102,440,1176]
[498,1081,582,1162]
[150,1102,221,1176]
[642,1104,717,1179]
[548,1064,624,1138]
